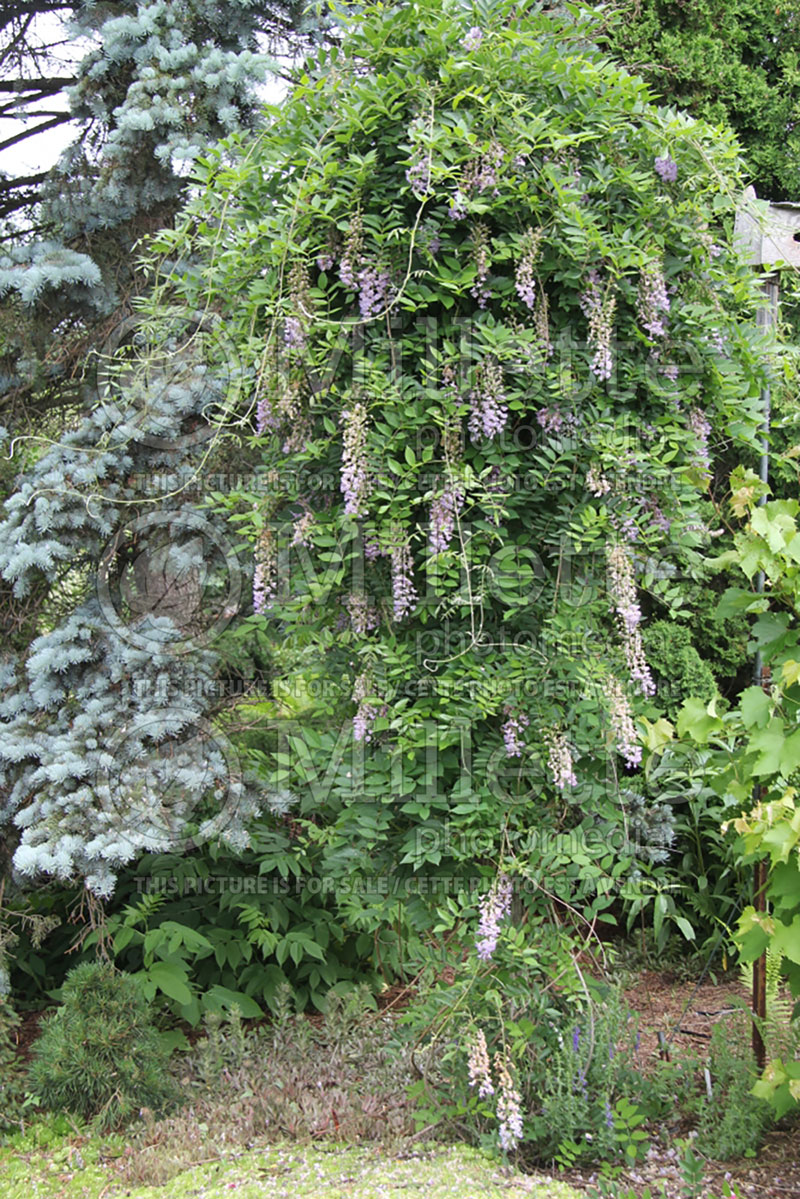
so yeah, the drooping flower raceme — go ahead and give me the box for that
[345,592,379,636]
[688,406,712,474]
[579,269,616,381]
[391,536,417,621]
[253,528,277,615]
[544,727,577,789]
[467,1028,494,1098]
[654,154,678,182]
[357,264,391,320]
[637,259,670,338]
[461,25,483,51]
[352,671,377,743]
[502,710,529,757]
[468,358,508,442]
[514,226,543,309]
[470,223,491,308]
[494,1053,524,1152]
[606,542,655,697]
[476,873,513,960]
[533,284,553,360]
[290,512,314,548]
[339,213,363,290]
[429,482,464,554]
[283,261,311,352]
[449,189,468,220]
[405,115,432,198]
[608,675,642,768]
[586,465,611,496]
[340,402,370,518]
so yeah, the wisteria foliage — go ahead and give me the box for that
[143,0,768,928]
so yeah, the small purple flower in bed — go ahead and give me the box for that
[654,155,677,182]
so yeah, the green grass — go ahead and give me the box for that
[0,1132,586,1198]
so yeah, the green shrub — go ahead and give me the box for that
[695,1019,773,1160]
[0,997,27,1136]
[28,960,178,1131]
[643,621,717,720]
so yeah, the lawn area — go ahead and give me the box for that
[0,1138,585,1199]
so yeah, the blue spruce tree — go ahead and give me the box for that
[0,1,319,893]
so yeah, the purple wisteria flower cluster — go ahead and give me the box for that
[364,535,385,562]
[345,591,379,636]
[606,542,655,697]
[706,327,726,354]
[316,229,338,274]
[467,1029,494,1098]
[476,873,513,960]
[688,406,712,474]
[391,537,417,621]
[544,727,577,789]
[283,315,305,351]
[645,496,672,534]
[284,261,312,352]
[466,1032,524,1151]
[289,512,314,548]
[339,214,363,290]
[579,269,616,381]
[405,158,430,198]
[468,358,508,442]
[514,226,544,309]
[450,140,504,216]
[429,482,463,554]
[536,406,563,434]
[337,213,393,319]
[586,465,611,497]
[405,116,432,198]
[654,154,678,182]
[461,25,483,51]
[256,374,305,448]
[495,1054,524,1152]
[256,392,278,437]
[252,528,277,615]
[608,675,642,768]
[502,709,529,757]
[636,259,670,338]
[449,189,468,220]
[470,223,491,308]
[469,140,503,195]
[340,402,371,518]
[357,264,391,320]
[352,671,377,743]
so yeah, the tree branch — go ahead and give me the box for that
[0,112,73,154]
[0,77,76,93]
[0,170,48,190]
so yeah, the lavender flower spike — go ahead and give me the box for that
[340,402,370,518]
[476,873,513,961]
[495,1054,524,1152]
[467,1029,494,1098]
[654,155,678,182]
[462,26,483,51]
[391,537,417,621]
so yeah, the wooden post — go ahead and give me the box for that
[734,192,796,1070]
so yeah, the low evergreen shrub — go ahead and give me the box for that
[28,960,178,1131]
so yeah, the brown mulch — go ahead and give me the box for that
[562,967,800,1199]
[623,967,752,1063]
[8,1008,46,1064]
